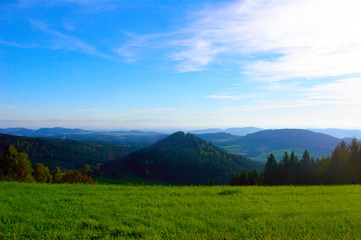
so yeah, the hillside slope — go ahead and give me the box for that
[0,133,139,169]
[103,132,263,185]
[198,129,341,162]
[0,128,167,145]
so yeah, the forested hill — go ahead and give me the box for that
[0,127,167,145]
[197,129,342,162]
[0,134,140,169]
[103,132,263,185]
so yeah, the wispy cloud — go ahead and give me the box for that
[0,39,38,48]
[207,95,236,100]
[161,0,361,78]
[306,77,361,105]
[131,108,177,113]
[0,104,16,110]
[226,99,339,112]
[16,0,118,11]
[206,92,267,100]
[75,108,102,112]
[30,19,117,60]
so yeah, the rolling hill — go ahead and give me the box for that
[103,132,263,185]
[309,128,361,139]
[0,133,141,170]
[190,127,262,136]
[0,127,350,164]
[197,129,342,162]
[0,128,167,145]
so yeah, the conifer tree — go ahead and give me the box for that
[239,171,249,185]
[264,153,278,185]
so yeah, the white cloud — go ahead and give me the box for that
[306,77,361,105]
[226,99,333,112]
[170,0,361,79]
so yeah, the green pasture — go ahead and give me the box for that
[0,182,360,239]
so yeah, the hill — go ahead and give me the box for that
[0,133,140,169]
[0,128,167,145]
[309,128,361,139]
[103,132,263,185]
[197,129,342,162]
[190,127,262,136]
[194,132,239,143]
[0,127,92,137]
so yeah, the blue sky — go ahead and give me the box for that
[1,0,361,130]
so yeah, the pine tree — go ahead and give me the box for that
[280,151,290,184]
[264,153,278,185]
[252,169,261,185]
[297,150,312,184]
[239,171,249,185]
[230,172,239,186]
[330,141,348,183]
[0,149,4,179]
[347,139,361,183]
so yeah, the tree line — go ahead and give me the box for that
[0,142,96,184]
[231,139,361,185]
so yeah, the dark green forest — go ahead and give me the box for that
[103,132,264,185]
[0,142,96,184]
[231,139,361,186]
[0,133,141,169]
[1,131,361,186]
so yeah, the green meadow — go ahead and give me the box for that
[1,182,360,239]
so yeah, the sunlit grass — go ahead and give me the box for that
[0,182,360,239]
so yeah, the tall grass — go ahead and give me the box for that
[0,182,360,239]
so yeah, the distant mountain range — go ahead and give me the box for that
[0,127,356,184]
[0,127,167,145]
[190,127,361,139]
[1,127,357,162]
[308,128,361,139]
[102,132,263,185]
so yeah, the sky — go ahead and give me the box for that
[1,0,361,130]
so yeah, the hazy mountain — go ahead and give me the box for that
[190,127,262,136]
[0,128,38,136]
[54,131,167,145]
[0,128,167,145]
[0,127,93,137]
[224,127,263,136]
[308,128,361,139]
[103,132,263,185]
[197,129,342,162]
[189,128,224,134]
[0,133,141,170]
[194,132,239,143]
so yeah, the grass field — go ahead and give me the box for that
[0,182,360,239]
